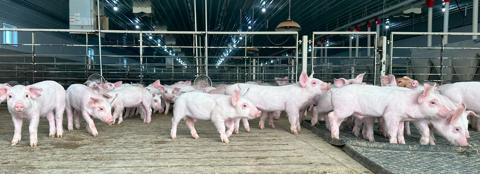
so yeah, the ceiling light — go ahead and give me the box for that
[135,25,140,29]
[261,7,266,13]
[248,25,252,30]
[148,36,153,39]
[113,6,119,11]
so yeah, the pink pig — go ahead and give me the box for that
[225,71,331,134]
[0,80,66,147]
[328,83,468,145]
[66,84,116,137]
[170,91,261,143]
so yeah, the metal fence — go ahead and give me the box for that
[389,32,480,84]
[311,31,379,84]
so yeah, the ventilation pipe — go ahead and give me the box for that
[367,21,372,57]
[443,0,450,45]
[376,18,381,37]
[426,0,434,46]
[474,0,478,39]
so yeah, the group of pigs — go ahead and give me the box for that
[0,71,478,147]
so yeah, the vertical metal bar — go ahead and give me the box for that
[302,35,308,73]
[367,25,371,57]
[295,34,299,81]
[204,0,208,76]
[96,0,103,76]
[427,7,433,46]
[473,0,478,40]
[443,1,450,45]
[389,33,394,74]
[194,0,199,75]
[311,34,315,73]
[349,35,353,78]
[381,36,387,77]
[140,32,144,83]
[85,33,89,77]
[252,58,256,80]
[31,32,35,83]
[373,33,378,85]
[354,34,359,77]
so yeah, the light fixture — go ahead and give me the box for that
[261,7,266,13]
[135,25,140,29]
[275,0,301,31]
[113,6,119,11]
[239,36,243,40]
[248,25,252,30]
[385,25,390,29]
[148,36,153,39]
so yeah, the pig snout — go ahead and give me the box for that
[14,102,25,112]
[255,110,262,118]
[105,116,114,125]
[457,137,469,147]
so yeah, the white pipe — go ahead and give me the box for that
[428,7,433,46]
[349,34,353,78]
[96,0,103,76]
[311,35,315,73]
[204,0,208,76]
[443,1,450,45]
[302,35,308,73]
[473,0,478,39]
[376,21,381,37]
[312,31,376,35]
[253,59,256,80]
[354,33,359,78]
[381,36,387,76]
[392,31,480,35]
[367,25,371,57]
[194,0,199,75]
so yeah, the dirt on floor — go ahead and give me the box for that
[0,109,371,174]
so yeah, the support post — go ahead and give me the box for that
[427,0,434,46]
[474,0,479,39]
[204,0,208,76]
[96,0,103,76]
[381,36,387,76]
[443,0,450,45]
[302,35,308,73]
[139,32,144,83]
[31,32,35,83]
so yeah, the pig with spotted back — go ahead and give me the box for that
[107,84,153,124]
[66,84,115,137]
[225,72,331,134]
[328,83,469,146]
[0,81,66,147]
[170,91,261,143]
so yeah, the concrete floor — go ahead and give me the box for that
[0,109,370,174]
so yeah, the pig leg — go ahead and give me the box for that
[405,121,411,136]
[352,118,363,137]
[164,102,171,115]
[286,109,300,135]
[142,102,152,124]
[379,118,388,138]
[242,118,250,132]
[413,120,432,145]
[170,110,185,139]
[185,117,199,139]
[258,112,268,129]
[74,110,81,129]
[362,117,375,142]
[66,104,74,131]
[233,118,240,134]
[311,107,319,126]
[384,114,400,144]
[55,105,65,138]
[476,117,480,131]
[397,121,406,144]
[268,114,276,129]
[327,111,347,140]
[46,112,56,137]
[11,117,23,146]
[225,119,235,137]
[82,112,98,137]
[212,117,229,143]
[29,114,40,147]
[112,106,124,124]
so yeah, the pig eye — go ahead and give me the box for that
[455,127,461,132]
[430,101,436,105]
[8,95,12,98]
[242,104,248,108]
[25,94,29,98]
[311,81,317,85]
[99,107,104,111]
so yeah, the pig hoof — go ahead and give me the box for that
[91,131,98,137]
[56,133,63,138]
[221,138,230,144]
[245,128,251,133]
[192,134,199,139]
[259,125,265,130]
[68,126,73,131]
[30,141,38,148]
[234,129,239,134]
[49,133,55,138]
[11,139,20,146]
[329,138,345,147]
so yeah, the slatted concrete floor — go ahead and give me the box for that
[0,109,370,173]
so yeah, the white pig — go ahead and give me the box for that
[439,82,480,133]
[327,83,468,145]
[225,71,331,134]
[0,80,66,147]
[66,84,115,137]
[170,91,262,143]
[107,85,153,124]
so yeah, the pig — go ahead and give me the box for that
[310,73,366,127]
[0,83,9,104]
[66,84,115,137]
[107,85,153,124]
[429,104,471,146]
[327,83,458,144]
[380,74,397,86]
[0,81,66,147]
[86,80,122,94]
[274,76,290,86]
[161,82,196,115]
[170,91,262,143]
[439,82,480,132]
[146,80,164,95]
[225,71,331,134]
[396,76,419,88]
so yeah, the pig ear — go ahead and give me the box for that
[411,80,419,88]
[152,80,165,92]
[114,81,123,88]
[231,90,241,106]
[388,74,397,85]
[172,87,181,94]
[467,111,479,118]
[449,103,466,124]
[27,86,42,98]
[0,85,10,100]
[88,97,100,107]
[299,71,309,88]
[418,83,433,103]
[333,78,347,88]
[355,73,366,82]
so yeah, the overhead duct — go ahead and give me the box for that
[132,0,152,14]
